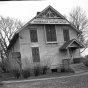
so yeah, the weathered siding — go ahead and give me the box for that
[18,24,80,69]
[69,27,78,40]
[74,49,80,58]
[19,26,32,69]
[9,38,20,69]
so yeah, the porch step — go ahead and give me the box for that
[70,63,88,73]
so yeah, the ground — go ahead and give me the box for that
[1,72,88,88]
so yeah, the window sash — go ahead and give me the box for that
[30,30,38,42]
[63,29,70,41]
[45,25,57,42]
[32,47,40,62]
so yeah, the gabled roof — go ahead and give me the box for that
[29,5,69,24]
[16,5,81,34]
[8,6,82,50]
[35,5,65,19]
[59,39,84,51]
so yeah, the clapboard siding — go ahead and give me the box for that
[8,38,20,69]
[9,24,80,69]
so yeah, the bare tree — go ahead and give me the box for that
[68,6,88,53]
[0,16,23,59]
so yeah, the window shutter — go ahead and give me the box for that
[30,30,38,42]
[32,47,36,62]
[51,25,57,41]
[46,25,51,41]
[30,30,34,42]
[66,30,70,40]
[35,47,40,62]
[63,29,70,41]
[32,47,40,62]
[34,30,38,42]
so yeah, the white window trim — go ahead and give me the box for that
[44,25,58,44]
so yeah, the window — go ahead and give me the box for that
[63,29,70,41]
[32,47,40,62]
[45,25,57,42]
[30,30,38,42]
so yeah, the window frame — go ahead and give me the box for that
[63,28,70,41]
[44,25,57,44]
[30,29,38,43]
[31,47,40,62]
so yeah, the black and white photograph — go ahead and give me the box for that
[0,0,88,88]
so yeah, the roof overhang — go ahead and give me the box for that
[7,33,19,50]
[59,39,85,51]
[16,5,81,34]
[30,18,69,24]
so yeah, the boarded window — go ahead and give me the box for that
[63,29,70,41]
[30,30,38,42]
[32,47,40,62]
[45,25,57,42]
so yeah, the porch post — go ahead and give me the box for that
[67,48,71,64]
[67,48,70,59]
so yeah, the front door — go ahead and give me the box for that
[69,48,75,63]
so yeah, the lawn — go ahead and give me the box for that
[0,71,74,81]
[1,72,88,88]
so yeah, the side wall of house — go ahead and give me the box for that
[8,38,20,69]
[19,25,80,69]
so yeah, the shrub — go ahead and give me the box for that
[73,58,81,63]
[22,68,30,78]
[0,64,7,73]
[83,61,88,67]
[61,68,74,73]
[12,69,20,79]
[1,58,10,73]
[82,57,88,67]
[42,66,48,75]
[33,66,40,76]
[61,68,65,72]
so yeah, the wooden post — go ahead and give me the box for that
[67,48,70,59]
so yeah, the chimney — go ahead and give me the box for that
[37,12,40,15]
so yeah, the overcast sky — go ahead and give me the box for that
[0,0,88,23]
[0,0,88,56]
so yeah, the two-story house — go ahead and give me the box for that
[7,5,84,71]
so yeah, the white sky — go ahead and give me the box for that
[0,0,88,56]
[0,0,88,22]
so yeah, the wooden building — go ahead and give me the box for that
[8,5,84,70]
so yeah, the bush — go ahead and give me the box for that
[33,66,41,76]
[42,66,48,75]
[22,68,30,78]
[83,61,88,67]
[73,58,81,63]
[12,69,20,79]
[0,64,7,73]
[82,57,88,67]
[61,68,74,73]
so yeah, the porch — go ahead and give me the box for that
[59,39,84,69]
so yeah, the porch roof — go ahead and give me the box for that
[59,39,84,51]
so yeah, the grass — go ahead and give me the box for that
[0,71,74,82]
[2,72,88,88]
